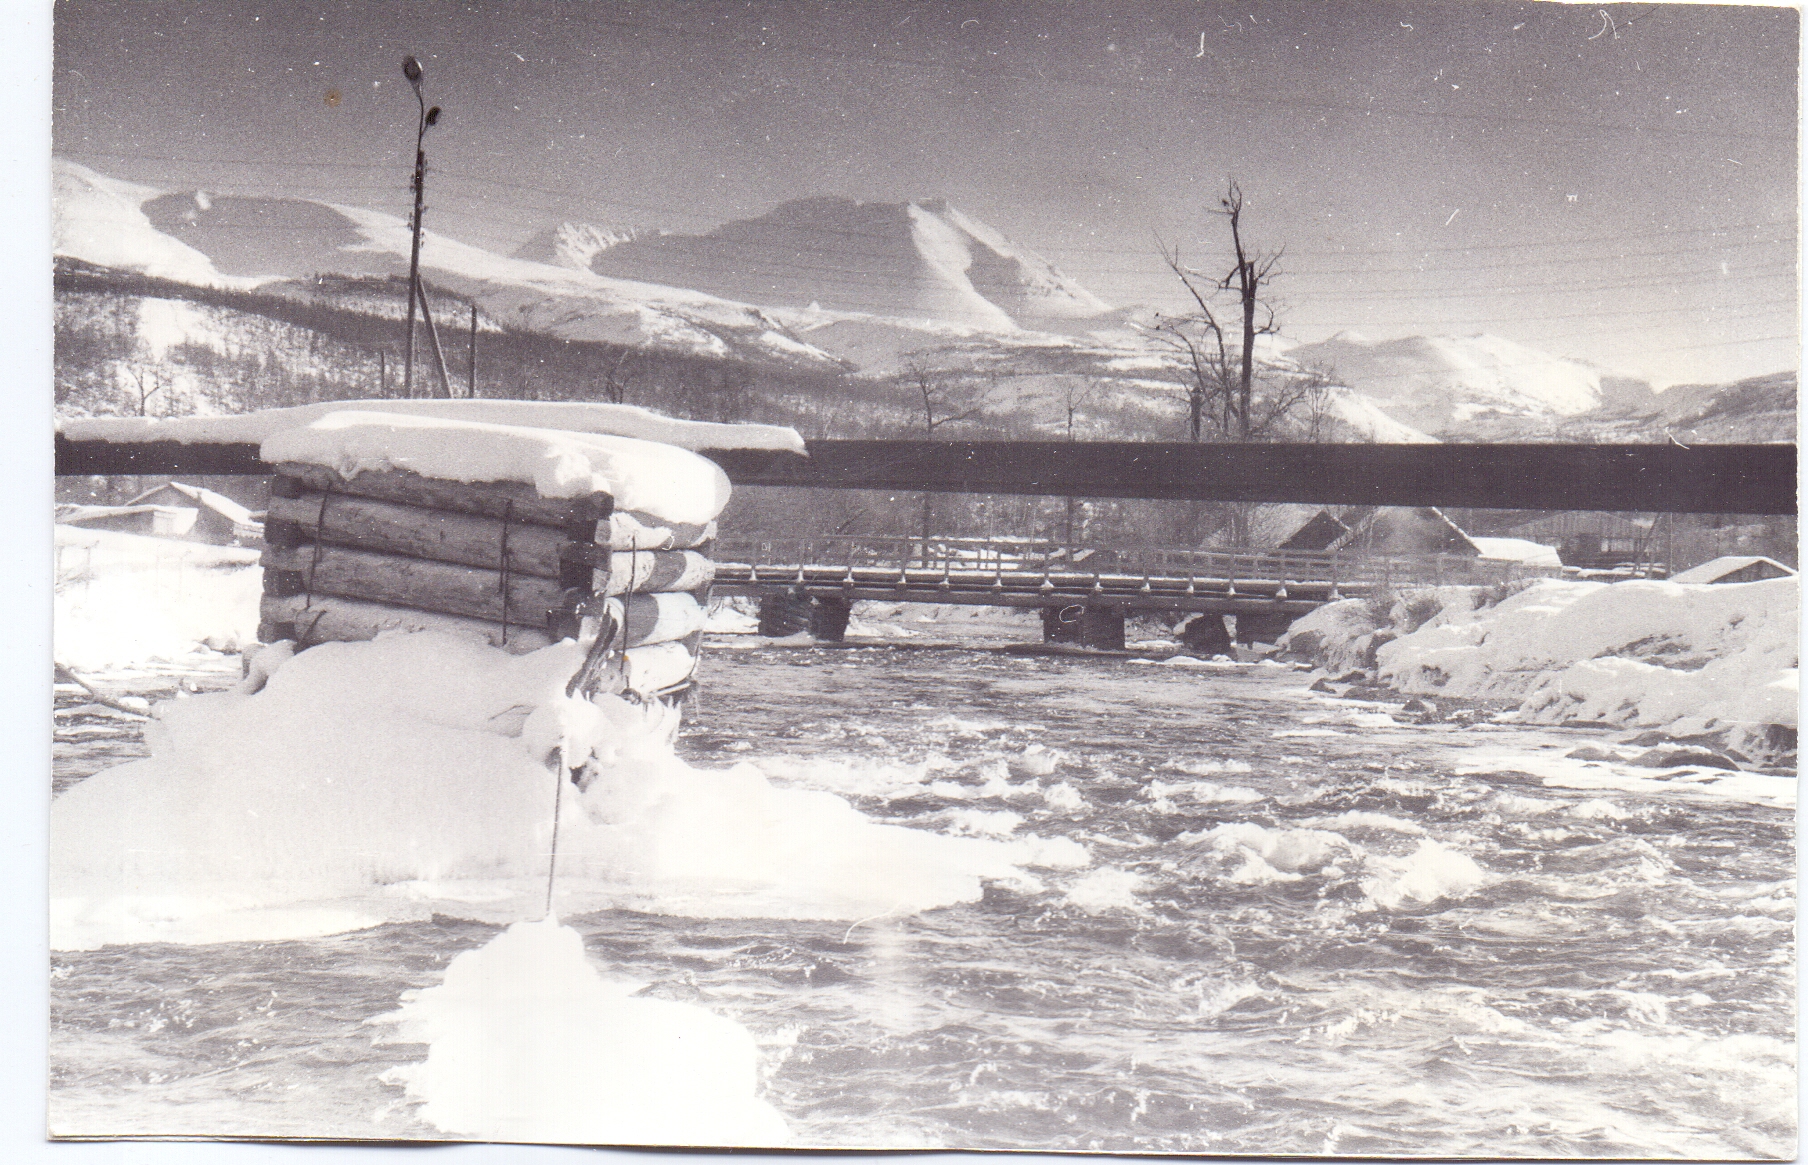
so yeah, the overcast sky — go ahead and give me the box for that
[54,0,1799,386]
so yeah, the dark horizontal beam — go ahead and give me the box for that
[55,435,1796,515]
[56,435,266,476]
[709,440,1796,515]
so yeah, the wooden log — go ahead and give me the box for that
[267,492,569,579]
[272,462,611,532]
[262,543,573,627]
[259,593,554,653]
[596,550,714,596]
[608,511,716,551]
[606,592,709,648]
[621,640,696,697]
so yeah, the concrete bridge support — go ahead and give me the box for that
[757,589,812,637]
[1042,604,1126,651]
[757,589,854,641]
[1180,613,1234,656]
[809,596,853,642]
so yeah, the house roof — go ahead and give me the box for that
[1468,536,1563,567]
[124,481,257,526]
[1326,506,1479,556]
[1277,510,1352,552]
[1668,555,1798,584]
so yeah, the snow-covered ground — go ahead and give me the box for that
[54,525,262,669]
[1283,577,1797,765]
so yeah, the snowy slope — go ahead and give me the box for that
[585,196,1112,332]
[54,161,258,290]
[1286,331,1614,436]
[513,222,647,270]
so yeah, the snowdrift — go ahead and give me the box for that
[1284,577,1797,761]
[50,631,1083,951]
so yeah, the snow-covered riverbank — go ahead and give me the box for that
[1281,577,1797,769]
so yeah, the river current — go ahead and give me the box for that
[49,633,1797,1157]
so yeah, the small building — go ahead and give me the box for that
[55,503,202,539]
[1668,555,1797,585]
[1499,511,1657,569]
[120,481,263,546]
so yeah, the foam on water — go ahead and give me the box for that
[370,916,789,1146]
[51,631,1086,949]
[1359,839,1488,909]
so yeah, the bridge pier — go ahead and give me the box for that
[1180,613,1233,657]
[1042,604,1126,651]
[758,589,854,641]
[810,596,853,642]
[757,588,812,637]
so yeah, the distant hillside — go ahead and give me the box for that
[1284,331,1612,435]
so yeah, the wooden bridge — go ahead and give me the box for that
[712,535,1566,649]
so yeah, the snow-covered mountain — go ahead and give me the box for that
[513,222,647,271]
[1284,331,1623,436]
[53,159,843,373]
[53,159,1792,445]
[583,196,1113,332]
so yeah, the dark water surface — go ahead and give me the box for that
[50,641,1797,1156]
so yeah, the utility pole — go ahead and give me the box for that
[400,55,441,398]
[468,302,478,397]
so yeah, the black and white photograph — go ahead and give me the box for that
[46,0,1798,1156]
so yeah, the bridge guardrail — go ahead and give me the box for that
[711,535,1566,592]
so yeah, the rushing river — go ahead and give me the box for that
[50,634,1797,1157]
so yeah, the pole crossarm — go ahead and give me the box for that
[51,436,1796,515]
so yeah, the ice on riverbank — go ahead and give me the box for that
[50,630,1081,950]
[1283,577,1797,763]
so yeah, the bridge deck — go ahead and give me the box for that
[711,536,1569,615]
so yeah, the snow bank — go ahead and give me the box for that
[61,399,804,454]
[262,411,732,526]
[371,917,788,1147]
[54,525,262,667]
[1292,578,1797,760]
[51,631,1075,950]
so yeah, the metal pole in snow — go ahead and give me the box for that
[400,56,440,399]
[468,302,478,398]
[416,278,456,399]
[543,746,567,922]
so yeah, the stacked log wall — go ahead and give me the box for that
[257,462,718,701]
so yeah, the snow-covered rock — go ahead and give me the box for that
[1285,577,1798,763]
[1378,577,1797,759]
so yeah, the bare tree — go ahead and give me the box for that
[1050,377,1100,543]
[899,356,985,433]
[599,344,639,405]
[124,366,164,417]
[897,356,985,560]
[1149,182,1284,442]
